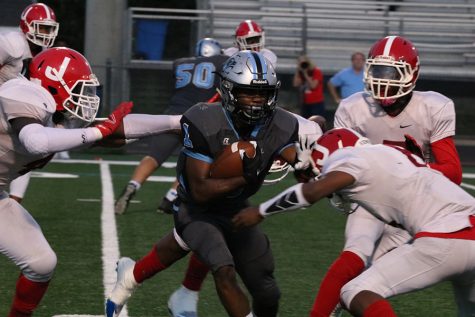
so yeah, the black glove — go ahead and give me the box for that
[404,134,423,159]
[242,144,262,184]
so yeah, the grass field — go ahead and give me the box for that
[0,152,474,317]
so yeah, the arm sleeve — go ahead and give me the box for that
[428,137,462,185]
[18,123,102,155]
[123,114,181,139]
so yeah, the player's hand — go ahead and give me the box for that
[404,134,423,159]
[95,101,134,138]
[294,135,319,174]
[232,206,263,229]
[242,142,262,184]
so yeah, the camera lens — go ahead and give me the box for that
[300,62,309,69]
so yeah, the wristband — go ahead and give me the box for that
[258,183,310,217]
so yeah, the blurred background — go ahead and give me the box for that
[1,0,474,162]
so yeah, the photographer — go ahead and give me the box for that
[293,55,325,118]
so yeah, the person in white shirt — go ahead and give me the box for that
[223,19,277,67]
[0,2,60,204]
[233,128,475,317]
[0,46,181,317]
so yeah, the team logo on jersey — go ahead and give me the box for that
[45,57,71,82]
[223,137,230,145]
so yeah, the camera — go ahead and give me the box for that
[300,61,309,69]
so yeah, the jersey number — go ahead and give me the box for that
[175,62,216,89]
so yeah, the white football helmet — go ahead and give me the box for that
[195,38,222,57]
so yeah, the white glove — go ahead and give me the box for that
[294,135,320,177]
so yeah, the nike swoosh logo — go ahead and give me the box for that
[399,124,411,128]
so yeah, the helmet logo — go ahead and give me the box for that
[251,79,268,85]
[45,57,71,82]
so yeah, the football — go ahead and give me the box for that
[209,141,256,178]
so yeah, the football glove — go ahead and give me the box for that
[95,101,134,138]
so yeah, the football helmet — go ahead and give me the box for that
[220,51,280,125]
[312,128,370,173]
[265,157,291,185]
[195,38,222,57]
[20,3,59,48]
[364,36,419,106]
[29,47,100,123]
[235,20,265,51]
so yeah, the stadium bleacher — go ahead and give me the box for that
[208,0,475,79]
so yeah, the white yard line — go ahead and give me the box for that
[52,158,176,168]
[463,173,475,179]
[100,162,129,317]
[461,182,475,191]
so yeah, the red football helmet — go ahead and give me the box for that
[312,128,370,173]
[364,36,419,106]
[20,3,59,48]
[235,20,265,51]
[29,47,100,123]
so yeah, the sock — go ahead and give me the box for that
[310,251,365,317]
[133,246,167,283]
[182,253,210,291]
[165,188,178,202]
[129,180,141,190]
[9,274,50,317]
[363,299,397,317]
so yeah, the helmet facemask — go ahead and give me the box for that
[26,20,59,48]
[364,57,418,106]
[221,79,279,125]
[236,33,265,51]
[62,75,100,123]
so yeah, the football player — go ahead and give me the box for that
[166,109,324,317]
[0,47,182,317]
[114,37,228,215]
[232,128,475,317]
[106,51,310,317]
[223,20,277,67]
[0,3,60,204]
[310,35,462,317]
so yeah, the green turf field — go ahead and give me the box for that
[0,154,473,317]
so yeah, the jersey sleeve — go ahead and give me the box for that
[278,122,299,154]
[430,99,456,143]
[333,102,353,129]
[323,149,370,184]
[180,114,213,164]
[1,97,49,123]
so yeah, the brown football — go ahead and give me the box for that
[209,141,256,178]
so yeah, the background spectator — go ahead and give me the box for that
[327,52,365,104]
[293,55,325,118]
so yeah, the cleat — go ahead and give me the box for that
[115,183,137,215]
[105,257,138,317]
[330,303,343,317]
[168,285,199,317]
[157,197,175,215]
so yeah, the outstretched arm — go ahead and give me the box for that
[232,171,355,228]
